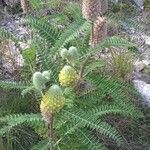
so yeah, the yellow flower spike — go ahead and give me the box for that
[40,85,65,123]
[59,65,77,87]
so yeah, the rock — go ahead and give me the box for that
[111,0,144,9]
[1,41,24,73]
[133,80,150,102]
[133,72,150,83]
[142,48,150,60]
[2,0,19,7]
[134,61,145,72]
[133,0,144,9]
[142,35,150,45]
[142,60,150,65]
[134,60,150,72]
[19,41,30,50]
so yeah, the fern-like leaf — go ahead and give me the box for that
[31,139,49,150]
[0,27,19,42]
[51,19,91,53]
[78,129,107,150]
[24,17,60,44]
[0,114,42,135]
[0,80,31,90]
[85,36,136,55]
[62,109,124,145]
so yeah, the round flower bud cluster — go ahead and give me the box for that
[60,46,79,66]
[32,70,51,91]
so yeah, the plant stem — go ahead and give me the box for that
[79,54,92,78]
[48,115,54,150]
[78,21,94,79]
[91,22,95,48]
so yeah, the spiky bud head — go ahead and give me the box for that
[60,48,69,59]
[68,46,79,60]
[90,17,107,47]
[33,72,46,91]
[42,70,51,82]
[59,65,77,87]
[68,46,79,65]
[82,0,101,21]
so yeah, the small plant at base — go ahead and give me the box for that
[110,50,135,81]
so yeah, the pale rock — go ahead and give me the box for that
[134,60,150,72]
[19,41,30,50]
[133,80,150,102]
[142,60,150,66]
[2,0,19,7]
[133,0,144,9]
[142,35,150,45]
[134,61,146,72]
[2,41,24,74]
[133,72,150,83]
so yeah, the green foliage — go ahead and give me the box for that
[86,36,136,55]
[107,50,135,80]
[0,114,42,135]
[31,139,49,150]
[111,2,136,16]
[22,47,36,65]
[29,0,63,11]
[77,129,107,150]
[0,80,30,90]
[107,13,150,36]
[0,27,19,42]
[0,1,146,149]
[144,0,150,10]
[61,109,123,145]
[51,19,91,53]
[24,17,60,45]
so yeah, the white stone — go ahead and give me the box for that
[133,0,144,9]
[19,42,30,50]
[142,60,150,66]
[134,61,146,72]
[133,80,150,102]
[134,60,150,72]
[142,35,150,45]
